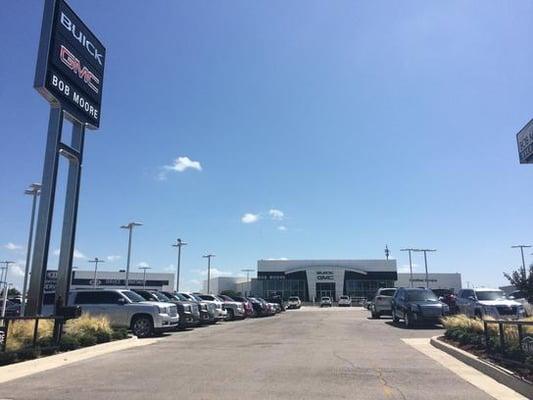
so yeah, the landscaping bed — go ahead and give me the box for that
[441,314,533,382]
[0,315,129,366]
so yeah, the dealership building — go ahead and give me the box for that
[205,259,463,301]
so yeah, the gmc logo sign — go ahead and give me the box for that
[60,45,99,93]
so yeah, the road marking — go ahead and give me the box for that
[402,338,527,400]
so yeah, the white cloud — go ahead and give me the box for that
[269,209,284,221]
[165,156,202,172]
[106,255,122,262]
[277,226,287,231]
[241,213,260,224]
[4,242,23,251]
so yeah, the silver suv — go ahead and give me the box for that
[456,288,525,320]
[69,289,179,337]
[369,288,396,318]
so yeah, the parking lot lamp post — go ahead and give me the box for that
[384,245,390,260]
[120,222,142,289]
[413,249,436,288]
[0,261,15,319]
[241,269,254,296]
[400,249,417,287]
[172,239,187,292]
[203,254,215,293]
[88,258,104,287]
[511,245,531,277]
[139,266,151,288]
[21,183,41,316]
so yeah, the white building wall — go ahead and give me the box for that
[395,273,462,291]
[70,270,175,291]
[202,276,247,294]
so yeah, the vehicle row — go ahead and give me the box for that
[38,289,283,338]
[367,286,528,328]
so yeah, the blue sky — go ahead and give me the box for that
[1,0,533,291]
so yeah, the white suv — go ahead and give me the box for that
[69,289,179,337]
[338,295,352,307]
[197,294,228,320]
[320,297,333,307]
[287,296,302,309]
[456,288,525,320]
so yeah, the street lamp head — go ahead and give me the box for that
[24,183,42,195]
[121,222,143,229]
[512,244,532,249]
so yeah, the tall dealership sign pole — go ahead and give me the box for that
[27,0,105,322]
[172,239,187,292]
[21,183,41,316]
[511,245,531,277]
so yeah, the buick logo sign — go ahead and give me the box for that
[34,0,106,129]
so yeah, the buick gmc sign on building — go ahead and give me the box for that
[34,0,105,129]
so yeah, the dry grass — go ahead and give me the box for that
[5,319,54,352]
[64,314,112,337]
[442,314,484,334]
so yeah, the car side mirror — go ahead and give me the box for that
[117,298,126,305]
[468,296,475,301]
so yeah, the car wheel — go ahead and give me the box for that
[404,313,414,328]
[392,308,400,323]
[227,309,234,321]
[131,316,154,338]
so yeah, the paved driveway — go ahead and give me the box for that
[0,307,491,400]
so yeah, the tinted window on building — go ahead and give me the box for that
[74,291,121,304]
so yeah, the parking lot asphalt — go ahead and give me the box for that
[0,307,492,400]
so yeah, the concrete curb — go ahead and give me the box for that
[0,336,160,384]
[430,336,533,399]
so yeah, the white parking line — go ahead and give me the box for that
[402,338,527,400]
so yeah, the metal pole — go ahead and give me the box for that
[0,262,14,319]
[423,251,429,288]
[88,258,104,287]
[22,184,41,316]
[400,249,417,288]
[27,107,64,316]
[172,239,187,292]
[512,245,531,277]
[126,227,132,289]
[138,266,151,288]
[203,254,215,293]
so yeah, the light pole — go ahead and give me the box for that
[21,183,41,316]
[413,249,436,288]
[172,238,187,292]
[384,245,390,260]
[203,254,215,293]
[120,222,142,289]
[88,257,104,287]
[400,248,417,287]
[0,261,15,319]
[139,265,151,288]
[511,245,531,277]
[241,268,254,296]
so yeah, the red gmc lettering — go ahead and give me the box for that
[60,45,99,94]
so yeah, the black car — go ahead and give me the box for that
[391,288,449,328]
[132,289,199,329]
[248,297,269,317]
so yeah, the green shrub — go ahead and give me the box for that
[77,333,97,347]
[59,334,81,351]
[111,327,129,340]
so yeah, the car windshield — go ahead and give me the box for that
[379,289,396,297]
[476,291,505,301]
[406,290,438,302]
[340,296,349,299]
[153,292,171,301]
[322,297,330,301]
[122,291,145,303]
[174,293,190,301]
[289,297,299,301]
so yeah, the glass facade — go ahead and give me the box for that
[344,280,395,300]
[251,279,308,301]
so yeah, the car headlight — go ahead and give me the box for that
[200,303,208,311]
[442,304,450,313]
[184,304,192,312]
[155,305,167,314]
[518,306,525,315]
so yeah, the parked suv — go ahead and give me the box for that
[133,289,199,329]
[391,288,449,328]
[197,294,228,320]
[369,288,396,318]
[456,288,525,320]
[69,289,179,337]
[217,294,246,320]
[178,292,217,324]
[338,295,352,307]
[229,295,254,317]
[320,296,332,307]
[287,296,302,309]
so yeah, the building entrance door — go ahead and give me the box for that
[316,282,336,301]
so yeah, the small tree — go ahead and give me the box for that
[504,264,533,301]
